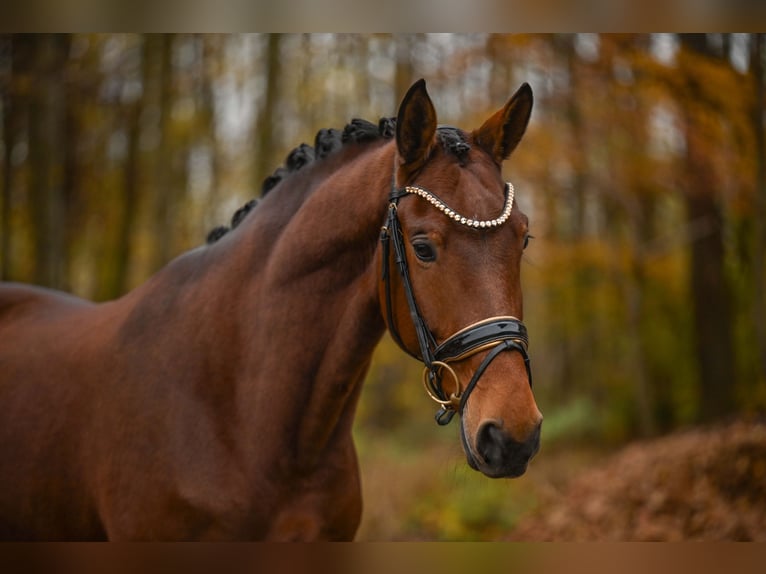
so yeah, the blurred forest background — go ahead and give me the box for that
[1,34,765,540]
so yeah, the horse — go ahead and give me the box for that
[0,79,542,540]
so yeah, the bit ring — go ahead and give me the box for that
[422,361,462,409]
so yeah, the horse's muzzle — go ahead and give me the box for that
[465,419,542,478]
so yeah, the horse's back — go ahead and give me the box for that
[0,282,97,383]
[0,282,98,372]
[0,281,91,320]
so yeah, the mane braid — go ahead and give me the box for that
[204,117,468,245]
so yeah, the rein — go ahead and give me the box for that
[380,181,532,426]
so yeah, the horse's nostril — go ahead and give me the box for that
[476,422,506,466]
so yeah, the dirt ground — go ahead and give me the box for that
[509,418,766,541]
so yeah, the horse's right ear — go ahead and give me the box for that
[396,79,437,178]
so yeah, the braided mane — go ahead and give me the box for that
[205,117,469,244]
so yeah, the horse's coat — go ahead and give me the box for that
[0,80,541,540]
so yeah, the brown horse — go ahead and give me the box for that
[0,79,541,540]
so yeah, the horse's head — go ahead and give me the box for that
[379,79,541,478]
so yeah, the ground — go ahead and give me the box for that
[509,418,766,541]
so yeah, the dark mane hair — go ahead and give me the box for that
[205,117,470,244]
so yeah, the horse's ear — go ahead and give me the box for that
[396,78,437,177]
[473,82,533,164]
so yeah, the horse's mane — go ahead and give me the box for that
[205,117,470,244]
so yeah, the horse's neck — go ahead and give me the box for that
[222,143,394,470]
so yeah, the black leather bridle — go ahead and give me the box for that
[380,180,533,426]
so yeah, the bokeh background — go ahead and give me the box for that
[1,33,765,540]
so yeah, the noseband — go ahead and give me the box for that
[380,180,533,426]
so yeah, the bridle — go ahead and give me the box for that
[380,179,533,426]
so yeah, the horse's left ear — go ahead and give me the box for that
[473,82,533,164]
[396,78,437,178]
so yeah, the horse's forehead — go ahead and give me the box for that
[419,152,509,216]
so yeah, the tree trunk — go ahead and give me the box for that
[28,34,70,289]
[147,34,175,273]
[254,33,282,194]
[680,34,737,422]
[1,34,15,280]
[752,33,766,387]
[111,84,143,298]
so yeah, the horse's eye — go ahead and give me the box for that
[523,233,533,250]
[413,241,436,262]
